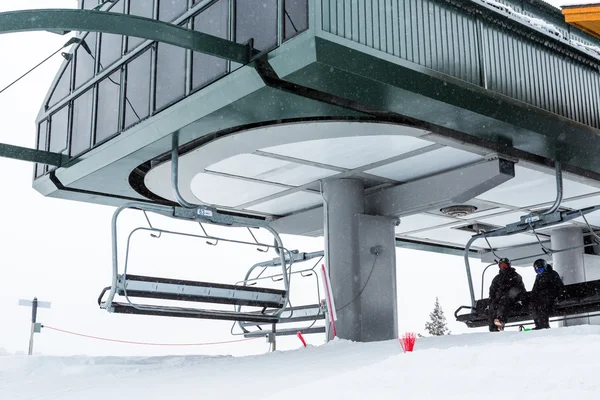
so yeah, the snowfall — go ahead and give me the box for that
[2,326,600,400]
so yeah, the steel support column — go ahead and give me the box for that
[323,179,398,342]
[551,226,587,326]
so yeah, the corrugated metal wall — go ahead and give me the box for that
[320,0,600,129]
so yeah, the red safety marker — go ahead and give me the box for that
[296,331,307,347]
[399,332,417,352]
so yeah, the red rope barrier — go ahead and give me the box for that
[42,325,261,346]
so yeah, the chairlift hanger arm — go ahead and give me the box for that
[542,161,563,215]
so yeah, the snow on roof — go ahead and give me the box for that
[483,0,600,56]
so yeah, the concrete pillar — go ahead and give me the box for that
[551,226,587,326]
[323,179,398,342]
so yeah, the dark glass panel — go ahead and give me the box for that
[236,0,277,52]
[36,120,48,151]
[192,0,228,90]
[47,62,71,107]
[99,0,124,69]
[96,70,122,144]
[284,0,308,41]
[49,106,69,156]
[35,120,48,178]
[155,43,186,110]
[71,90,94,157]
[74,34,98,89]
[124,50,151,128]
[159,0,188,22]
[128,0,154,51]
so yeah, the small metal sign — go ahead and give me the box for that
[18,299,51,308]
[18,298,50,355]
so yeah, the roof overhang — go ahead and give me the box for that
[562,4,600,39]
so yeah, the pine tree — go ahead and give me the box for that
[425,297,450,336]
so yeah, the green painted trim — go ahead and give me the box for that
[0,9,250,64]
[0,143,66,166]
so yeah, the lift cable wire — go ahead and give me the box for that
[335,253,380,313]
[42,325,261,346]
[0,38,78,96]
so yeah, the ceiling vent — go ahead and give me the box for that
[440,205,478,218]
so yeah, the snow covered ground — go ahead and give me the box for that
[2,325,600,400]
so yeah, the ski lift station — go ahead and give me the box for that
[5,0,600,343]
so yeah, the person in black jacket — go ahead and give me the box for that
[530,259,565,330]
[488,258,526,331]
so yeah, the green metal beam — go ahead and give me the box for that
[0,143,67,166]
[0,9,251,64]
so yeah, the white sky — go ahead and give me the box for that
[0,0,582,356]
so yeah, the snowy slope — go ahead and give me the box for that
[2,326,600,400]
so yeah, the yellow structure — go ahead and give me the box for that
[563,4,600,39]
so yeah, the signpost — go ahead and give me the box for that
[18,297,51,355]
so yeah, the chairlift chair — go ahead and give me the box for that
[230,250,328,338]
[98,131,299,324]
[98,202,294,324]
[455,205,600,327]
[455,161,600,327]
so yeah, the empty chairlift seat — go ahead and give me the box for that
[98,202,292,324]
[232,250,328,338]
[238,304,326,337]
[99,274,288,323]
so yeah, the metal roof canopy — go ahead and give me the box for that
[4,3,600,260]
[142,119,600,255]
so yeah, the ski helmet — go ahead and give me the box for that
[498,258,511,269]
[533,259,547,274]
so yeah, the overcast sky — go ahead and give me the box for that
[0,0,584,356]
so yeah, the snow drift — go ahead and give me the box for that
[2,326,600,400]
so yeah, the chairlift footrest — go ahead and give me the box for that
[243,326,326,338]
[239,304,324,327]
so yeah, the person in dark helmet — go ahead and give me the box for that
[488,258,526,332]
[530,258,565,330]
